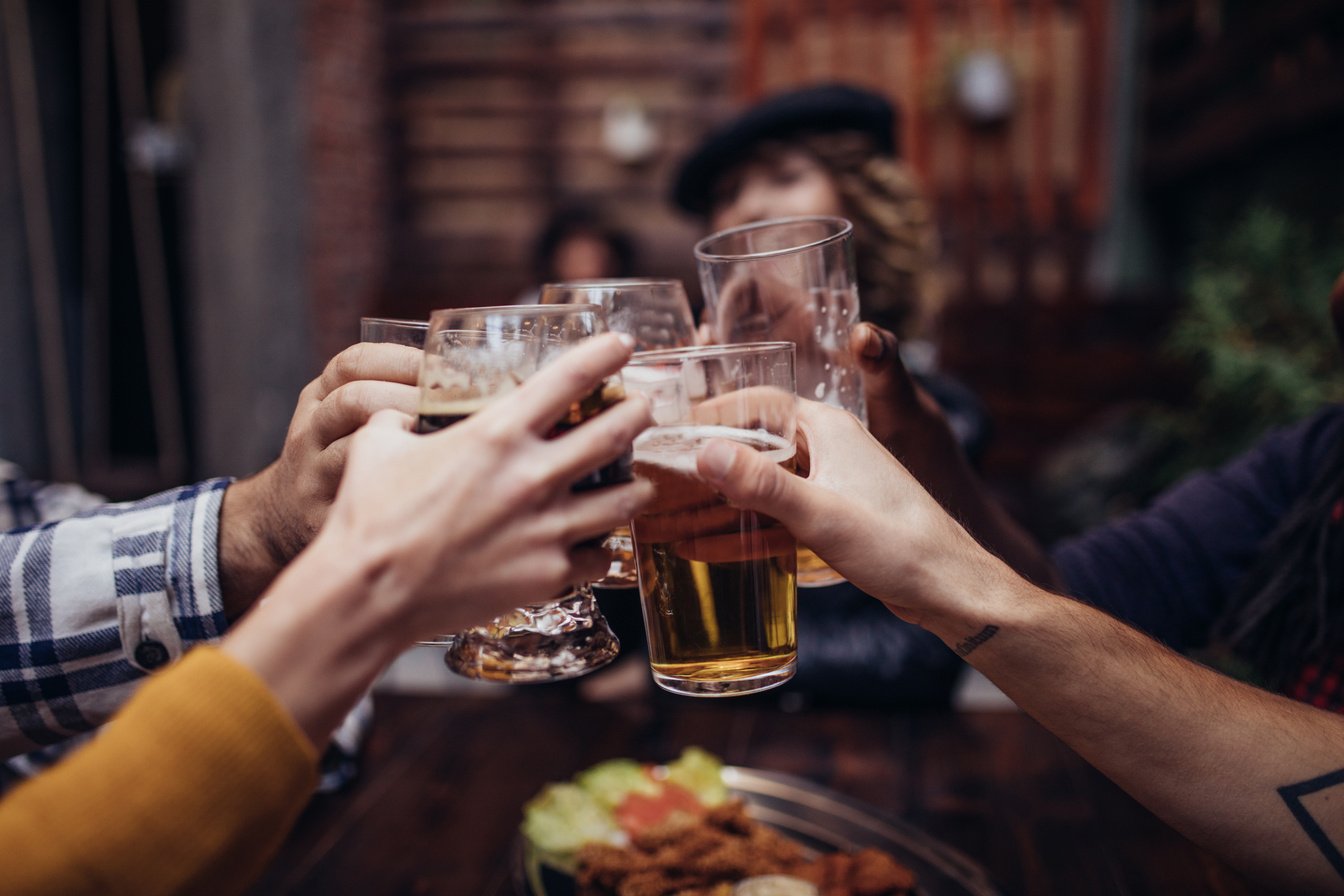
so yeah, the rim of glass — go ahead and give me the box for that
[541,278,684,292]
[693,215,853,263]
[360,316,427,328]
[428,328,538,343]
[428,303,602,323]
[627,341,795,365]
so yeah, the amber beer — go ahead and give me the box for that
[631,424,797,696]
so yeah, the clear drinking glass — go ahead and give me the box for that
[540,278,698,352]
[540,278,698,588]
[359,316,429,347]
[623,342,798,697]
[415,304,625,682]
[695,216,862,588]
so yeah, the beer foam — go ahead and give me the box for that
[633,425,793,475]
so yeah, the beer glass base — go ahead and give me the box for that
[797,547,845,588]
[650,659,796,698]
[591,530,639,589]
[592,571,639,589]
[440,589,621,683]
[797,571,846,588]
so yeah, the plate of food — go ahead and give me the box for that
[515,748,999,896]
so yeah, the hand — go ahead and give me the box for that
[222,334,654,748]
[322,333,655,639]
[218,342,424,618]
[850,322,961,471]
[695,399,999,629]
[850,322,1062,589]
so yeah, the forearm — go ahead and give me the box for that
[923,568,1344,893]
[220,532,404,751]
[217,469,292,621]
[908,445,1060,591]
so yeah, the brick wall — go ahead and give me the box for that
[305,0,392,362]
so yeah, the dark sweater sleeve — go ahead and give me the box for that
[792,582,963,708]
[1051,405,1344,651]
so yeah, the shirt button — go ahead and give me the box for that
[135,640,170,670]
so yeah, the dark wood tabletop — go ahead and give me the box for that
[247,688,1266,896]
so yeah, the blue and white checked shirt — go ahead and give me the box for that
[0,460,370,791]
[0,461,230,757]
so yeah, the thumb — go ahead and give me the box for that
[852,322,917,400]
[697,437,813,528]
[851,323,926,451]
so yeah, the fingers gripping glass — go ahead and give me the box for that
[540,279,698,589]
[415,304,628,683]
[623,342,799,697]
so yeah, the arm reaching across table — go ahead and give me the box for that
[0,333,655,896]
[697,399,1344,894]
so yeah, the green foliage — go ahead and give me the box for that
[1146,205,1344,484]
[1038,205,1344,539]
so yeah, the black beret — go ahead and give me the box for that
[672,83,899,216]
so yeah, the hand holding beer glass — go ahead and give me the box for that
[623,342,798,697]
[541,278,698,588]
[695,216,865,588]
[415,304,626,682]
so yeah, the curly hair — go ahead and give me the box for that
[795,132,940,339]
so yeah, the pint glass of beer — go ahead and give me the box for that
[416,304,625,682]
[695,216,862,588]
[541,279,698,588]
[624,342,798,697]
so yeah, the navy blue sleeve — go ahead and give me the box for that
[1051,405,1344,651]
[791,582,963,708]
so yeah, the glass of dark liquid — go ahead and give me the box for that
[416,304,627,682]
[539,279,698,589]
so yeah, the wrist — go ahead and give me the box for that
[222,532,407,749]
[218,469,290,620]
[897,521,1033,648]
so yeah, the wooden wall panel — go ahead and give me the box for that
[380,0,729,315]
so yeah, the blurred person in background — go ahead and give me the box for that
[664,83,995,709]
[671,83,988,461]
[2,334,652,896]
[515,202,638,304]
[0,340,424,790]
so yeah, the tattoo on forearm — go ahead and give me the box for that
[1279,768,1344,879]
[954,625,999,657]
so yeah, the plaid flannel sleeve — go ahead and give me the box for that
[0,478,232,758]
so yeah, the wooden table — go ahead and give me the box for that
[247,689,1265,896]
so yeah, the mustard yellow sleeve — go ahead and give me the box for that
[0,647,318,895]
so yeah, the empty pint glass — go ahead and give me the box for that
[415,304,624,682]
[695,215,863,588]
[624,342,798,697]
